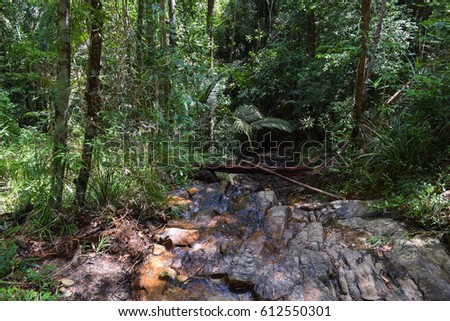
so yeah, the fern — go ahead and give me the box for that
[234,105,264,123]
[251,118,294,133]
[231,105,293,143]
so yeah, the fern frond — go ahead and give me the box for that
[234,105,264,123]
[233,117,253,141]
[251,118,294,133]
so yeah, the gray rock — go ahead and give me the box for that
[264,206,291,239]
[256,190,278,214]
[307,222,324,244]
[329,200,375,220]
[254,260,301,300]
[390,237,450,300]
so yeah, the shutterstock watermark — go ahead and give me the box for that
[122,132,348,169]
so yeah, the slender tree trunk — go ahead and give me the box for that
[207,0,215,69]
[51,0,71,211]
[158,0,170,115]
[75,0,104,207]
[136,0,144,67]
[364,0,386,98]
[168,0,177,47]
[413,0,432,60]
[351,0,371,144]
[229,0,237,61]
[159,0,168,51]
[306,9,316,59]
[267,0,275,35]
[146,1,155,53]
[145,1,158,112]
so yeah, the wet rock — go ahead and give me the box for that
[153,244,166,255]
[176,274,189,283]
[219,180,231,194]
[298,203,316,211]
[254,260,301,300]
[264,206,291,239]
[159,268,177,280]
[166,196,192,206]
[256,190,278,214]
[161,277,253,301]
[228,232,266,289]
[159,228,200,247]
[133,251,175,300]
[230,193,250,211]
[186,187,198,197]
[140,180,450,302]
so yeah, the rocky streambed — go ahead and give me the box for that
[131,177,450,301]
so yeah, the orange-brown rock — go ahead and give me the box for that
[133,251,175,300]
[159,228,199,246]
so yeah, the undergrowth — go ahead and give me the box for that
[0,239,59,301]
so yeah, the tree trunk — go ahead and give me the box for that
[136,0,144,67]
[207,0,215,69]
[306,9,316,59]
[364,0,386,99]
[351,0,371,144]
[229,0,238,61]
[75,0,104,207]
[267,0,275,35]
[146,1,155,53]
[51,0,71,211]
[159,0,168,51]
[145,1,158,112]
[168,0,177,47]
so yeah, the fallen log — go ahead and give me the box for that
[241,160,341,200]
[198,163,313,177]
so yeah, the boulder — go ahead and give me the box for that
[256,190,278,214]
[159,228,200,246]
[133,251,175,300]
[264,206,291,239]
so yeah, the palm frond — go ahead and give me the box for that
[198,70,232,104]
[233,117,253,141]
[233,105,264,123]
[251,118,294,133]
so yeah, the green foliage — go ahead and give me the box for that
[0,239,59,300]
[372,178,449,231]
[88,167,130,209]
[231,104,293,142]
[363,112,435,175]
[0,90,20,147]
[0,240,19,278]
[0,287,58,301]
[1,0,449,235]
[366,235,390,247]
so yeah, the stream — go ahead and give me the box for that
[132,175,450,301]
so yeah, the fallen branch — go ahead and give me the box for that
[385,80,412,105]
[241,160,342,200]
[197,163,313,177]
